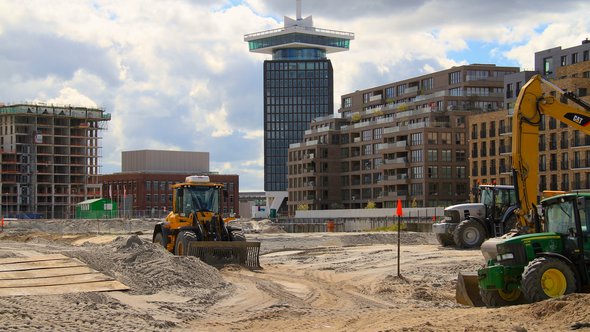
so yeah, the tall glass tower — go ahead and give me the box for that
[245,1,353,213]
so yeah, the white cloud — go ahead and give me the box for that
[44,87,97,108]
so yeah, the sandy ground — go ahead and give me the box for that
[0,219,589,331]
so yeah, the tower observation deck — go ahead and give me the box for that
[245,1,353,215]
[244,1,354,59]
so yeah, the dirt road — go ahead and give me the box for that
[0,219,588,331]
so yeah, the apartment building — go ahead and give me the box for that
[469,40,590,194]
[0,103,110,219]
[287,64,519,216]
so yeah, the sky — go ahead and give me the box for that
[1,0,589,191]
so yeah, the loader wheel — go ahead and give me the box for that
[436,233,455,246]
[153,232,164,247]
[480,288,526,307]
[175,231,197,256]
[453,219,486,249]
[230,230,246,242]
[522,257,577,303]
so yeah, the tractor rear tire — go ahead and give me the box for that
[175,231,198,256]
[453,219,486,249]
[521,256,577,303]
[436,233,455,246]
[480,288,526,307]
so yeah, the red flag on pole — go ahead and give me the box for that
[396,199,403,216]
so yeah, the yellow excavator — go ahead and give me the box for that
[152,176,260,269]
[457,74,590,306]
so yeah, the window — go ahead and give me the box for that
[373,128,383,140]
[455,133,465,144]
[578,88,587,97]
[412,166,424,179]
[441,149,452,162]
[572,53,578,64]
[427,149,438,162]
[441,132,451,144]
[427,132,438,144]
[456,150,466,162]
[561,55,567,66]
[584,50,589,61]
[362,130,372,141]
[506,83,514,98]
[410,133,423,145]
[457,166,466,178]
[396,84,406,96]
[427,166,438,179]
[421,77,434,91]
[449,71,461,84]
[449,87,462,96]
[543,57,554,75]
[343,97,352,108]
[363,144,372,155]
[385,87,394,99]
[441,166,452,178]
[411,149,423,162]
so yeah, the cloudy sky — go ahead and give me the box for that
[1,0,589,191]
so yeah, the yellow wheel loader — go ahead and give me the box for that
[152,176,260,269]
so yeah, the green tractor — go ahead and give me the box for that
[458,192,590,307]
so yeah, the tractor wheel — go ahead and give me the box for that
[453,219,486,248]
[230,230,246,242]
[174,231,197,256]
[480,288,526,307]
[522,257,577,303]
[436,233,455,246]
[153,232,164,247]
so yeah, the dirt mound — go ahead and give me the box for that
[515,293,590,328]
[67,235,232,298]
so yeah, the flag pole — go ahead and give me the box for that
[396,199,403,277]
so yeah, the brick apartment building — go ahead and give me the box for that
[100,150,239,217]
[287,64,519,216]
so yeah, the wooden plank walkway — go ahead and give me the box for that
[0,254,129,296]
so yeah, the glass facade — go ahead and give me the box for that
[248,33,350,52]
[263,59,333,191]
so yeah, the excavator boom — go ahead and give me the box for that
[457,74,590,306]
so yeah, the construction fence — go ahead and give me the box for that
[277,208,442,233]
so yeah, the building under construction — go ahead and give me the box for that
[0,103,110,219]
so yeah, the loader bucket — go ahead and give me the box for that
[186,241,261,269]
[456,272,484,307]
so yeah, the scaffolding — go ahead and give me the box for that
[0,103,111,219]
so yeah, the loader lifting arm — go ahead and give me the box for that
[512,74,590,233]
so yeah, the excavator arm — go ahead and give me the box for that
[512,74,590,232]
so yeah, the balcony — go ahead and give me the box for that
[573,159,590,169]
[383,157,408,166]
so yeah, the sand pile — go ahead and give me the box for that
[68,235,231,297]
